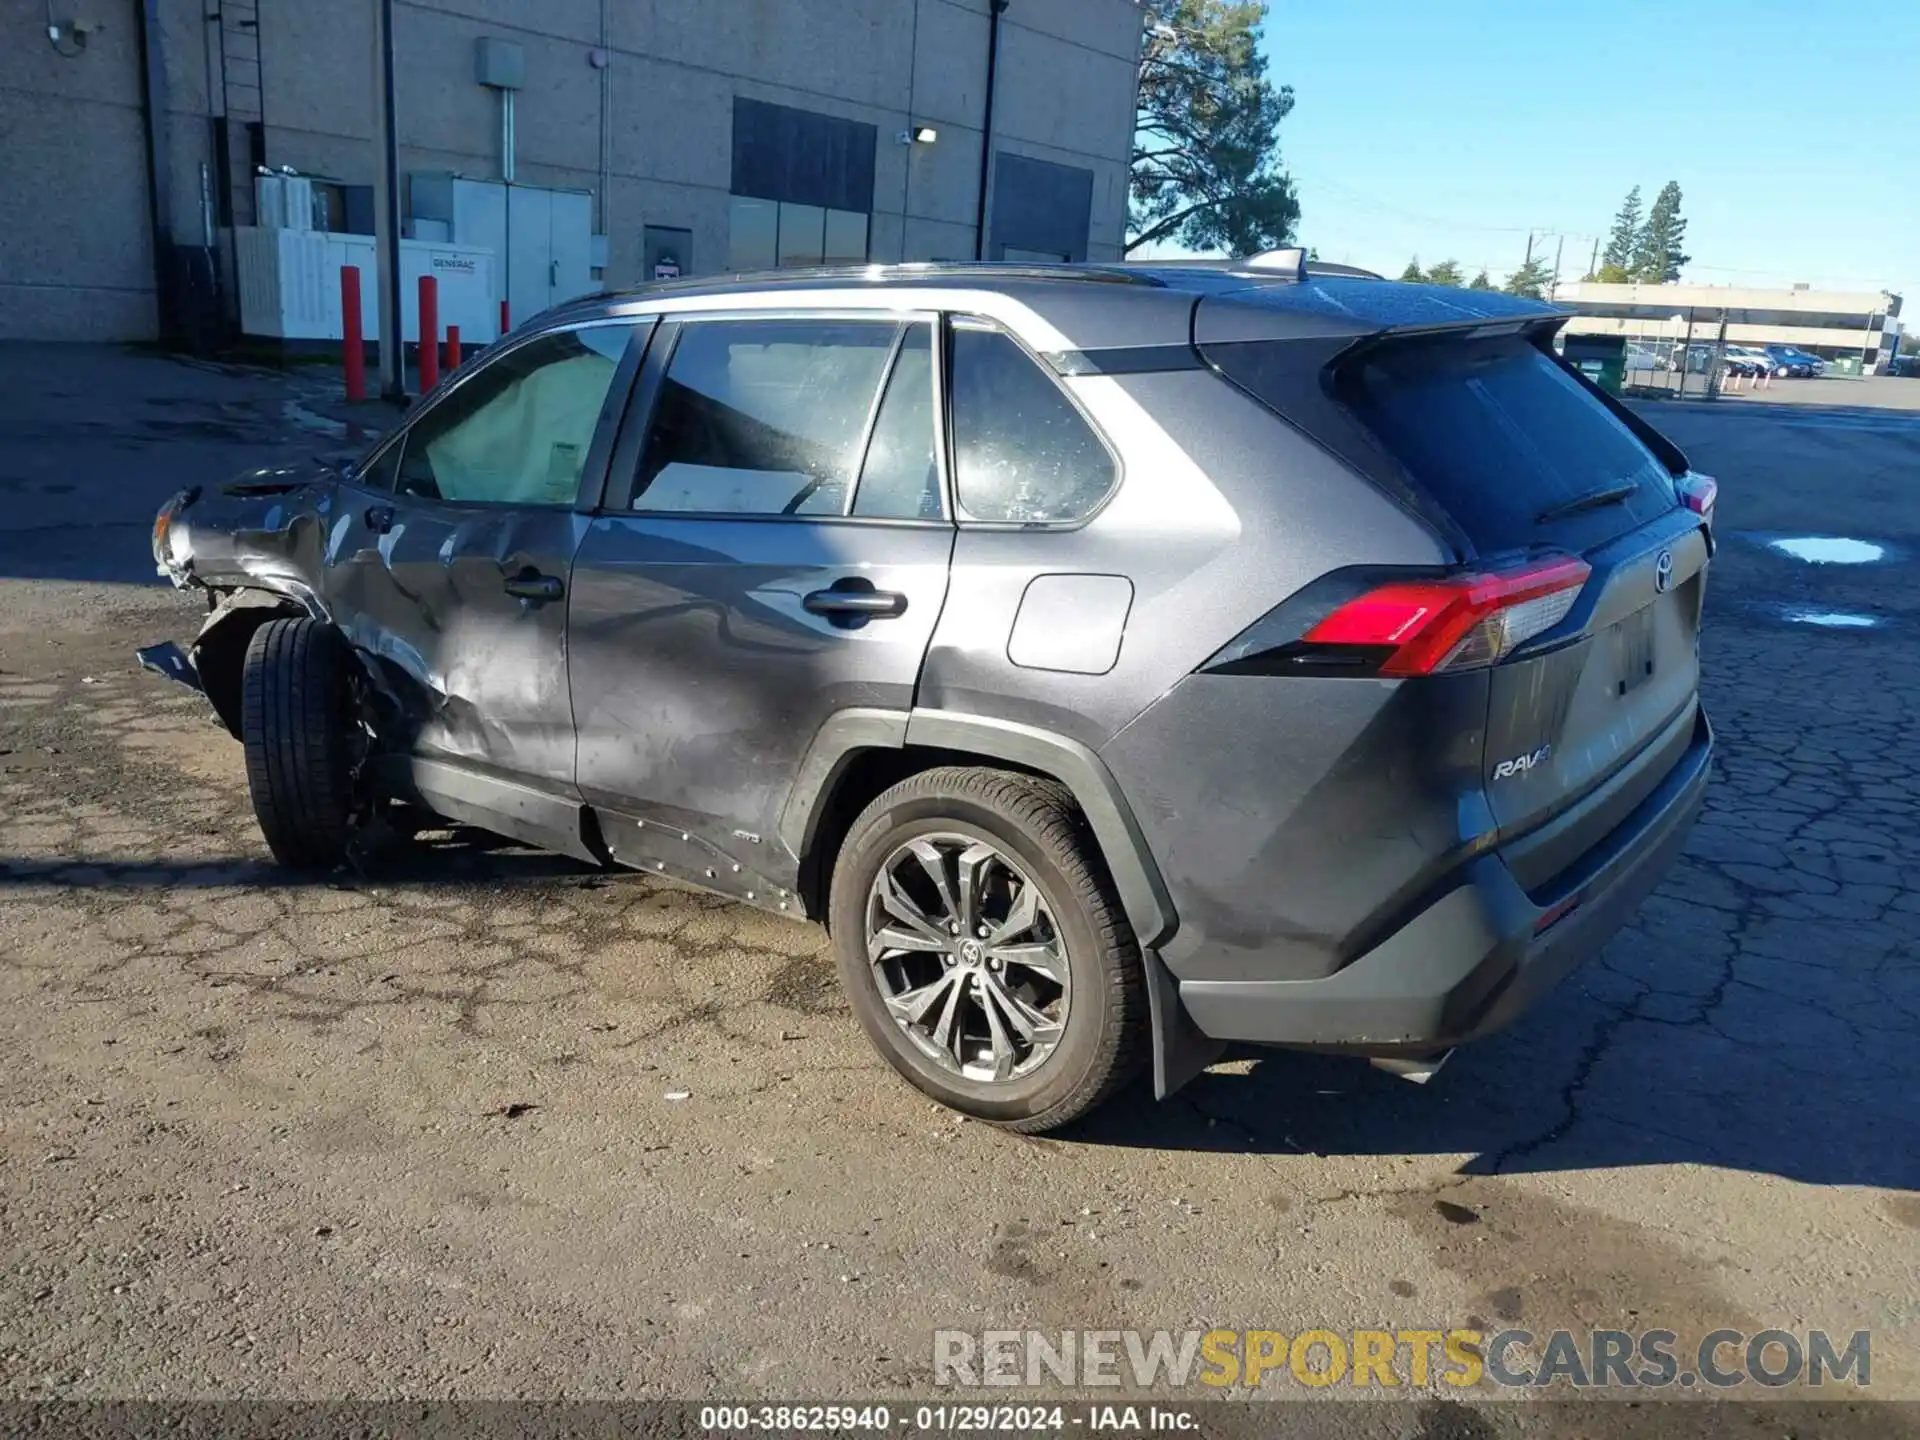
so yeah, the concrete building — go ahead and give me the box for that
[0,0,1143,343]
[1551,280,1906,372]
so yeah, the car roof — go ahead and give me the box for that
[538,259,1562,353]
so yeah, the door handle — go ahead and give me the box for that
[803,585,907,620]
[364,503,394,534]
[503,571,565,602]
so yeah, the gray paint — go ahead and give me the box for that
[1177,721,1710,1048]
[1007,574,1133,675]
[989,152,1093,262]
[902,709,1175,950]
[147,260,1715,1109]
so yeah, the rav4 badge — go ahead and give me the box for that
[1494,745,1552,779]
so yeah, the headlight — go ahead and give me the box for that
[152,500,175,564]
[152,486,196,570]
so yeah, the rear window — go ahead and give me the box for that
[1339,336,1677,553]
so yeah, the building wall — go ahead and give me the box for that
[1552,280,1904,367]
[0,0,1141,341]
[0,12,153,340]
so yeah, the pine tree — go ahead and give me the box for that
[1630,181,1690,283]
[1602,186,1642,272]
[1130,1,1299,253]
[1504,255,1554,299]
[1467,269,1495,290]
[1400,257,1426,282]
[1424,259,1465,288]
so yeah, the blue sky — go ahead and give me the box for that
[1235,0,1915,304]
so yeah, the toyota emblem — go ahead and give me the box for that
[1654,549,1674,594]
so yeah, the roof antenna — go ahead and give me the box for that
[1243,247,1307,280]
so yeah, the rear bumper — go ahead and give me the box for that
[1179,708,1712,1052]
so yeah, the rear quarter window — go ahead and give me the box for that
[949,319,1116,524]
[1338,336,1678,554]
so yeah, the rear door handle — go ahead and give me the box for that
[503,570,565,602]
[364,503,394,534]
[803,586,907,620]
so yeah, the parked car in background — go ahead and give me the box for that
[140,254,1716,1132]
[1764,345,1823,377]
[1722,346,1774,378]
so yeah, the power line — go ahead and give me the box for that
[1304,175,1601,242]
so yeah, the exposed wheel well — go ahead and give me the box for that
[797,744,1054,924]
[194,592,307,738]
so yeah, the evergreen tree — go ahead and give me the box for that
[1630,181,1690,283]
[1602,185,1643,272]
[1130,1,1299,253]
[1399,257,1426,282]
[1504,255,1554,299]
[1424,259,1465,287]
[1467,269,1495,290]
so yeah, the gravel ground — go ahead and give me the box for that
[0,347,1916,1428]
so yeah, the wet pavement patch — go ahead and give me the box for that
[1759,535,1889,565]
[1774,606,1881,630]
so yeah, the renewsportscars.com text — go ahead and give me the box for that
[933,1327,1871,1390]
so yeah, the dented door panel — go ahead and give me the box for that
[319,485,587,794]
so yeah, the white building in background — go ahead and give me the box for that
[1551,280,1905,372]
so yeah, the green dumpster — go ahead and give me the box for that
[1561,334,1627,395]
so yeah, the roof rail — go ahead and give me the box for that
[604,261,1166,300]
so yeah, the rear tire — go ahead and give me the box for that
[240,618,361,869]
[828,766,1146,1133]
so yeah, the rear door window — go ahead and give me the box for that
[1339,336,1677,553]
[631,318,900,516]
[851,326,942,521]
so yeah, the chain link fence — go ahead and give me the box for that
[1614,312,1749,400]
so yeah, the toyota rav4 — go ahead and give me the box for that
[144,253,1716,1132]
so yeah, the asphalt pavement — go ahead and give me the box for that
[1,346,1916,1425]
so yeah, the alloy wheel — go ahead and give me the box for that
[864,833,1070,1082]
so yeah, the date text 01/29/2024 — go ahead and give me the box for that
[697,1404,1199,1432]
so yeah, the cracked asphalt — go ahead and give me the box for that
[1,346,1916,1419]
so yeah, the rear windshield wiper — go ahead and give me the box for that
[1534,481,1636,525]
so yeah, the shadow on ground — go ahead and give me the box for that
[0,828,597,893]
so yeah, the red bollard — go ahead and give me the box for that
[417,274,440,393]
[499,298,510,336]
[445,324,462,373]
[340,266,366,402]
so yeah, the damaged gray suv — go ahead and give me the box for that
[145,254,1717,1132]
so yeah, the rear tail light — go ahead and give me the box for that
[1675,472,1717,527]
[1301,555,1591,676]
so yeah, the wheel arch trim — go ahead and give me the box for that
[903,709,1176,950]
[783,707,1177,950]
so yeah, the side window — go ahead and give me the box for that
[851,326,940,520]
[395,324,633,506]
[949,319,1116,523]
[631,319,898,516]
[355,439,403,492]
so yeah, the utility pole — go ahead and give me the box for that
[1550,234,1565,300]
[372,0,405,401]
[1587,237,1600,279]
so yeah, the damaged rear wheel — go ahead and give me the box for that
[240,618,364,869]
